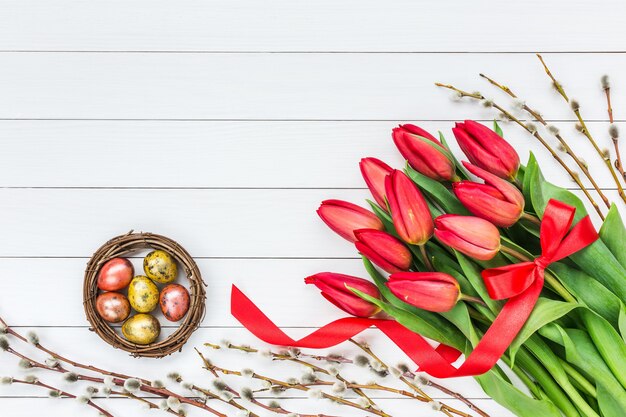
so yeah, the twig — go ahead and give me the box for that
[206,342,382,410]
[536,54,626,204]
[196,348,392,417]
[479,72,611,213]
[435,82,604,218]
[604,76,626,181]
[11,378,114,417]
[349,339,486,417]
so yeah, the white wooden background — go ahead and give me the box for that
[1,1,625,415]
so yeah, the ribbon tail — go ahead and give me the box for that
[232,285,377,348]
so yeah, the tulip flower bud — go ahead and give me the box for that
[385,170,434,245]
[305,272,381,318]
[392,124,457,181]
[452,162,525,227]
[317,200,384,242]
[434,214,501,260]
[386,272,461,312]
[452,120,520,180]
[354,229,412,274]
[359,157,393,208]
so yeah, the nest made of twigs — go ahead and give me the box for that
[84,232,206,358]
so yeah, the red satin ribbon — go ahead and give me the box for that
[231,199,598,378]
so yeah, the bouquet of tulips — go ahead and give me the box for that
[312,116,626,417]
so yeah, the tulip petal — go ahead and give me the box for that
[463,162,524,208]
[360,157,393,208]
[317,200,384,242]
[385,171,434,245]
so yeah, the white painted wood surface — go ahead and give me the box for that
[0,1,622,415]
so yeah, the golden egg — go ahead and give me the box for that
[143,250,177,284]
[121,314,160,345]
[128,275,159,313]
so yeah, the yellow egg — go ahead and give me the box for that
[143,250,177,284]
[127,275,159,313]
[121,314,160,345]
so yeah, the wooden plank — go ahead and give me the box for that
[0,120,617,189]
[0,0,621,53]
[0,189,616,259]
[1,258,372,327]
[0,53,624,120]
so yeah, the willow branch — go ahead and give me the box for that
[11,378,114,417]
[435,82,604,219]
[196,348,392,417]
[536,54,626,203]
[479,72,611,211]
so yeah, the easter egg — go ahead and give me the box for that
[143,250,177,284]
[97,258,134,291]
[121,314,160,345]
[159,284,190,322]
[95,292,130,323]
[128,276,159,313]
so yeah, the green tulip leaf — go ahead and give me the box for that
[509,298,578,365]
[493,119,504,137]
[597,382,626,417]
[617,303,626,343]
[581,309,626,389]
[599,203,626,270]
[455,252,502,314]
[474,370,563,417]
[541,324,626,414]
[405,164,470,215]
[367,199,396,233]
[550,262,622,329]
[526,152,588,221]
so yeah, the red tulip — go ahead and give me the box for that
[453,162,524,227]
[359,157,393,208]
[386,272,461,312]
[385,170,434,245]
[354,229,412,274]
[434,214,501,260]
[317,200,384,242]
[393,124,457,181]
[305,272,381,317]
[453,120,520,180]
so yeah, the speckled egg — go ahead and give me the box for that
[95,292,130,323]
[159,284,190,322]
[97,257,134,291]
[143,250,177,284]
[127,275,159,313]
[121,314,160,345]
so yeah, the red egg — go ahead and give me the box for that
[97,258,134,291]
[159,284,190,322]
[96,292,131,323]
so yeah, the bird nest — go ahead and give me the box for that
[83,232,206,358]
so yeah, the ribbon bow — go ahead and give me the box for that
[483,199,598,301]
[231,199,598,378]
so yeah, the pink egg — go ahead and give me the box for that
[96,292,131,323]
[159,284,190,322]
[97,258,134,291]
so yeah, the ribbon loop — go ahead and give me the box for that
[232,199,599,378]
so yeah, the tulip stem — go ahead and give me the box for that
[521,212,542,226]
[418,244,434,271]
[459,294,487,307]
